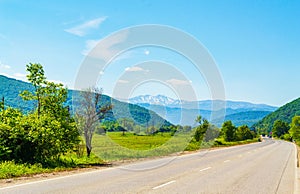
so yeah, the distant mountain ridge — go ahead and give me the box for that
[128,95,277,111]
[126,95,277,126]
[129,95,181,106]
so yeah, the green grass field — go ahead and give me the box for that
[91,131,197,161]
[107,132,173,150]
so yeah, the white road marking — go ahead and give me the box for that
[199,167,212,172]
[152,180,176,190]
[224,160,231,163]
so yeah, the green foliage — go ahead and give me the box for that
[214,137,259,146]
[0,154,104,179]
[0,161,50,179]
[253,97,300,134]
[20,63,46,116]
[0,63,80,164]
[272,120,289,138]
[0,101,79,164]
[235,125,253,141]
[221,121,236,142]
[290,116,300,144]
[194,116,210,142]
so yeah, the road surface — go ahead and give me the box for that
[0,139,297,193]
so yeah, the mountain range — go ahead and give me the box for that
[126,95,278,126]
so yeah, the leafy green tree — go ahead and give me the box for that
[235,125,253,141]
[76,87,112,157]
[194,116,209,142]
[221,121,236,142]
[20,63,46,117]
[272,120,289,138]
[290,116,300,143]
[0,63,80,163]
[0,108,25,161]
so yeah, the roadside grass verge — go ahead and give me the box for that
[0,161,51,179]
[214,137,260,147]
[0,154,105,179]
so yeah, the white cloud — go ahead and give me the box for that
[82,29,129,62]
[13,73,27,81]
[166,79,191,86]
[0,61,11,69]
[0,72,28,82]
[117,79,129,84]
[64,16,107,37]
[125,66,148,72]
[0,73,12,78]
[0,64,11,69]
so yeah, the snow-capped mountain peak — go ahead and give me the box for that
[129,95,180,106]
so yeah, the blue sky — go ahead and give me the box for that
[0,0,299,106]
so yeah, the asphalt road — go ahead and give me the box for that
[0,139,297,194]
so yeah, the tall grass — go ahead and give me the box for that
[0,154,104,179]
[0,161,50,179]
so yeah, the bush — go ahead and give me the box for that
[0,109,79,164]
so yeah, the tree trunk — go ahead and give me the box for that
[86,145,92,157]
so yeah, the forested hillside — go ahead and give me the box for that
[0,75,34,112]
[253,97,300,134]
[0,75,171,127]
[212,111,272,127]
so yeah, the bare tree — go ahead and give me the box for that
[76,87,112,157]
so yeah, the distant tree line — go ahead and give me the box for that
[269,116,300,145]
[191,115,257,145]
